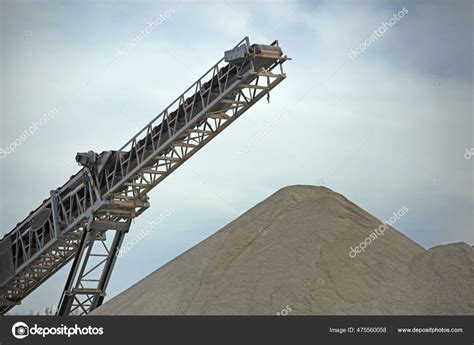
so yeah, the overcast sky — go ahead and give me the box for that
[0,0,472,314]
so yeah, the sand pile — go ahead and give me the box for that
[92,185,473,315]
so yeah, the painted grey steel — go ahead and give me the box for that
[57,215,132,315]
[225,44,248,64]
[0,237,14,287]
[0,37,288,315]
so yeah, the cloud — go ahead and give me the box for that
[1,0,472,314]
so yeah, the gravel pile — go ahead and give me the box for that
[92,185,472,315]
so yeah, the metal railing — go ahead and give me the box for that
[0,37,288,315]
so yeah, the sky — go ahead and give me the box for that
[0,0,472,314]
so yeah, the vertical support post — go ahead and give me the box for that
[56,224,91,315]
[56,216,132,315]
[91,227,128,308]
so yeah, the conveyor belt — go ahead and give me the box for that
[0,37,289,315]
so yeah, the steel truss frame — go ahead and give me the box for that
[57,214,132,315]
[0,37,287,315]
